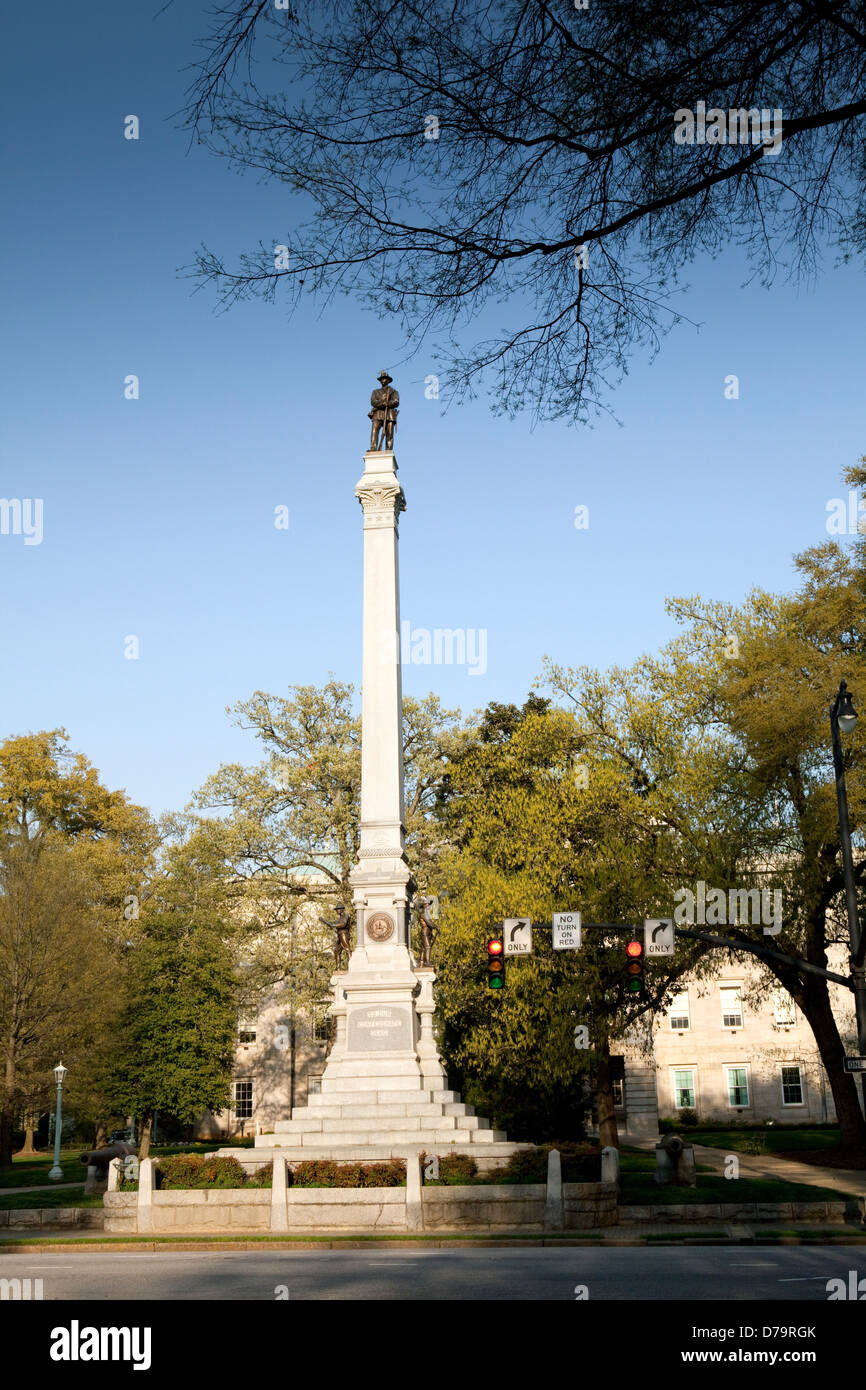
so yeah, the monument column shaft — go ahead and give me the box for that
[355,451,407,857]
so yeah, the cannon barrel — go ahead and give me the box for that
[660,1134,684,1157]
[79,1141,135,1169]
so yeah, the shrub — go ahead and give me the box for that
[158,1154,247,1190]
[439,1152,478,1185]
[419,1152,479,1185]
[484,1143,600,1185]
[245,1162,273,1188]
[155,1154,206,1189]
[289,1158,406,1188]
[677,1109,699,1128]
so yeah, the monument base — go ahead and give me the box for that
[236,965,526,1169]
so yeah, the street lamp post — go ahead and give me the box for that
[47,1063,67,1181]
[829,680,866,1111]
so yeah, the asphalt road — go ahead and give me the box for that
[3,1246,864,1301]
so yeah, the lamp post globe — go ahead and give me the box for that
[837,684,858,735]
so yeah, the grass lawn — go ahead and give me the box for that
[760,1227,865,1238]
[622,1175,851,1204]
[683,1127,866,1170]
[0,1141,252,1191]
[0,1186,103,1210]
[618,1147,852,1205]
[684,1127,841,1154]
[1,1154,89,1188]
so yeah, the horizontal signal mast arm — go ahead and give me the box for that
[532,920,854,991]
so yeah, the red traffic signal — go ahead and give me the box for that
[487,937,505,989]
[626,939,644,993]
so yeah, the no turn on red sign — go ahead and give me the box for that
[553,911,582,950]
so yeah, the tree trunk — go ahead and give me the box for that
[594,1039,620,1151]
[15,1117,38,1156]
[0,1106,14,1171]
[0,1039,16,1169]
[93,1121,107,1151]
[798,976,866,1149]
[138,1110,154,1161]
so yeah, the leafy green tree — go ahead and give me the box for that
[189,680,471,1027]
[545,461,866,1149]
[0,841,125,1166]
[0,732,155,1167]
[433,697,715,1145]
[110,851,240,1159]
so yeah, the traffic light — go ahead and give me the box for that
[625,938,644,995]
[487,936,505,989]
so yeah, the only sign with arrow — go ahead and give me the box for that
[644,918,675,957]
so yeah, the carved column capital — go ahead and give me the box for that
[355,476,406,528]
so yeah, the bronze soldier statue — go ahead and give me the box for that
[320,903,353,972]
[414,895,438,969]
[369,370,399,451]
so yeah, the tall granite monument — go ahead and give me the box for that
[247,375,521,1167]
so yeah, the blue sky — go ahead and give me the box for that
[1,4,863,817]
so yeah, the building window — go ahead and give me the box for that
[238,1023,257,1044]
[612,1078,624,1108]
[233,1080,253,1119]
[720,986,743,1029]
[673,1068,696,1109]
[668,991,690,1031]
[773,989,796,1026]
[313,1015,330,1044]
[781,1065,804,1106]
[725,1066,749,1108]
[307,1074,323,1096]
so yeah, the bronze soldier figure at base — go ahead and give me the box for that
[414,895,438,969]
[320,903,353,972]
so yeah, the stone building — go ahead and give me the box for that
[616,945,859,1138]
[193,877,335,1141]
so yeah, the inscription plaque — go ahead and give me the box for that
[347,1004,412,1053]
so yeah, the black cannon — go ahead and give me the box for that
[654,1133,697,1187]
[79,1140,135,1171]
[79,1140,135,1193]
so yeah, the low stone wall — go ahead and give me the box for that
[421,1184,547,1231]
[565,1182,619,1229]
[102,1192,138,1235]
[0,1208,104,1230]
[620,1201,852,1224]
[103,1166,619,1235]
